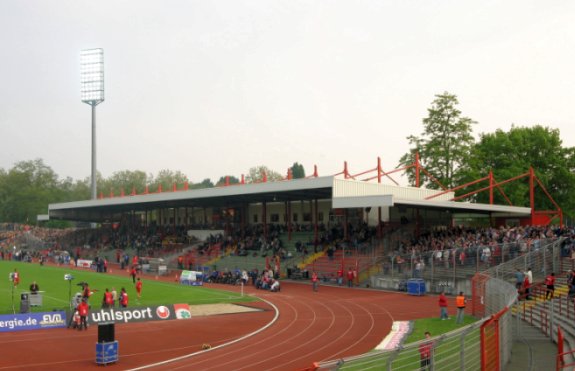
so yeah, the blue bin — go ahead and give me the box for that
[407,279,426,296]
[96,341,118,365]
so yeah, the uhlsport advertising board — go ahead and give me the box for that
[0,304,191,332]
[0,311,67,332]
[87,304,192,325]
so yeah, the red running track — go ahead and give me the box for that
[0,281,440,371]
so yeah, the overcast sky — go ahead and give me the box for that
[1,1,574,184]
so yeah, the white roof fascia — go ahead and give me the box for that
[49,176,335,211]
[332,178,453,201]
[394,198,531,215]
[332,195,394,208]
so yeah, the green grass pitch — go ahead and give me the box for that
[0,260,257,314]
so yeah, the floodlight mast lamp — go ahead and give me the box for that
[80,48,104,201]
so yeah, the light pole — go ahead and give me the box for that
[80,48,105,201]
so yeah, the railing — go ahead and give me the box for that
[312,238,563,371]
[372,238,560,289]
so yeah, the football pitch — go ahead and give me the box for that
[0,260,257,315]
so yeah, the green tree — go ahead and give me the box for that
[0,159,61,223]
[190,178,215,189]
[101,170,149,195]
[399,92,476,189]
[462,125,575,215]
[245,166,284,183]
[215,176,240,187]
[291,162,306,179]
[149,170,189,192]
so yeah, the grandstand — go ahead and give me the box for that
[31,159,570,369]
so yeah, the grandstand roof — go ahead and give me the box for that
[47,176,531,222]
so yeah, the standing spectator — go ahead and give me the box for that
[130,266,137,284]
[456,292,466,324]
[514,268,524,291]
[525,267,533,287]
[525,268,533,300]
[77,299,89,331]
[311,271,319,292]
[119,287,128,308]
[12,268,20,287]
[111,287,118,307]
[438,291,449,320]
[135,278,143,299]
[418,331,433,371]
[102,288,113,308]
[545,272,556,300]
[347,267,355,288]
[337,268,343,286]
[523,274,532,300]
[82,283,92,303]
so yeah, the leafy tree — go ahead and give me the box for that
[291,162,306,179]
[399,92,476,189]
[60,176,90,201]
[149,170,189,192]
[245,166,284,183]
[0,159,61,223]
[461,125,575,215]
[100,170,149,195]
[215,176,240,187]
[190,178,215,189]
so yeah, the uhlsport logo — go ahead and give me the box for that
[156,306,170,319]
[88,305,180,325]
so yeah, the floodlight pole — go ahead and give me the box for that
[90,103,97,200]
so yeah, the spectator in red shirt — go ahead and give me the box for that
[545,272,556,300]
[419,331,433,370]
[12,269,20,287]
[135,278,143,299]
[77,299,89,331]
[102,288,113,308]
[347,267,355,288]
[438,291,449,320]
[311,271,319,292]
[130,266,137,284]
[119,287,129,308]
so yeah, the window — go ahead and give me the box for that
[318,212,324,222]
[270,214,279,222]
[293,213,298,222]
[303,213,311,222]
[253,214,258,223]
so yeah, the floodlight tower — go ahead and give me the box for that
[80,48,105,201]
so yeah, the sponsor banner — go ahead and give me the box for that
[76,259,93,269]
[88,304,191,325]
[0,311,67,332]
[179,270,204,286]
[174,304,191,319]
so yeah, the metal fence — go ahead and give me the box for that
[371,238,563,290]
[314,238,564,371]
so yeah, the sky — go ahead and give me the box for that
[1,1,574,184]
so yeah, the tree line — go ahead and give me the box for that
[1,92,573,224]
